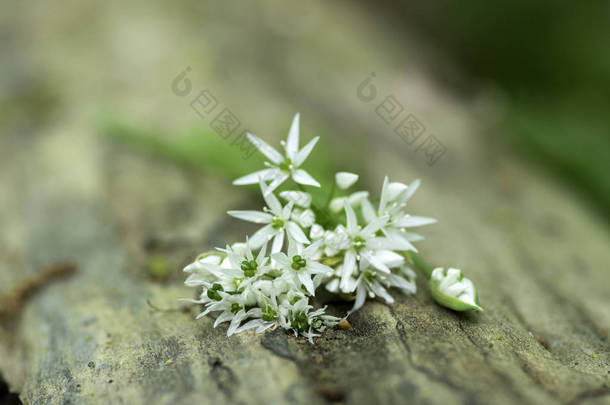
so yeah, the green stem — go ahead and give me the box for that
[408,251,434,279]
[324,181,336,208]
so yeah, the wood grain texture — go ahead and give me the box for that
[0,1,608,404]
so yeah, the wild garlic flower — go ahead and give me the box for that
[228,180,309,252]
[336,201,413,293]
[430,268,483,311]
[184,113,480,343]
[361,177,436,252]
[271,240,333,296]
[349,265,418,312]
[233,113,320,195]
[278,292,340,342]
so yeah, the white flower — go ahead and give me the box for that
[232,113,320,195]
[430,268,482,311]
[349,265,417,312]
[337,200,412,293]
[361,177,436,252]
[278,292,340,342]
[335,171,359,189]
[228,180,310,252]
[272,240,333,295]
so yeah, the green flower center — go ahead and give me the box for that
[241,260,258,277]
[279,158,293,172]
[262,304,277,322]
[291,312,309,332]
[271,217,285,229]
[230,303,243,314]
[291,255,307,270]
[207,283,224,301]
[353,235,366,251]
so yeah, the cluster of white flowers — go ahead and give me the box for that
[183,113,480,342]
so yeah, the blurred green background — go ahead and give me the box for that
[373,0,610,218]
[1,0,608,218]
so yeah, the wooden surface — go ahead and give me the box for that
[1,1,609,404]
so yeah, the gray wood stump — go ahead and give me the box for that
[1,1,608,404]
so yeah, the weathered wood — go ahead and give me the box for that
[1,1,608,404]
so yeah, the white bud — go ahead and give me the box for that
[279,190,311,208]
[310,224,325,239]
[293,209,315,228]
[335,172,359,189]
[430,268,482,311]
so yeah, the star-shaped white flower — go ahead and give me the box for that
[361,177,436,251]
[337,201,411,293]
[228,180,310,252]
[232,113,321,195]
[272,239,333,296]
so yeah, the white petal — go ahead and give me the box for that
[271,252,290,266]
[395,216,437,228]
[235,319,266,334]
[285,113,300,161]
[361,252,390,273]
[373,250,405,268]
[361,198,376,223]
[282,200,295,219]
[307,261,333,275]
[399,179,421,203]
[272,231,285,253]
[214,311,234,328]
[286,221,310,244]
[298,272,315,296]
[335,172,359,189]
[325,278,340,293]
[227,210,273,224]
[295,136,319,166]
[361,215,388,238]
[302,239,323,257]
[247,133,284,164]
[350,284,367,313]
[344,200,358,235]
[264,172,290,196]
[370,235,417,252]
[250,224,276,248]
[260,180,283,213]
[379,176,390,214]
[233,168,277,185]
[292,169,321,188]
[340,250,357,292]
[382,229,419,251]
[256,242,268,263]
[370,283,394,304]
